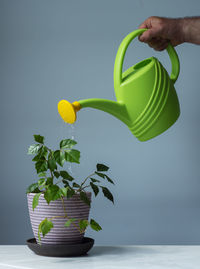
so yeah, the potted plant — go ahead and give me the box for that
[26,135,115,249]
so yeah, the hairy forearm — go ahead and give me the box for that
[181,16,200,44]
[138,16,200,51]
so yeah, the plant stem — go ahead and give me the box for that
[60,196,81,232]
[61,196,68,216]
[81,184,90,190]
[45,147,54,181]
[49,214,85,234]
[80,172,96,189]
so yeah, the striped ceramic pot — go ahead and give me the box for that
[27,192,91,245]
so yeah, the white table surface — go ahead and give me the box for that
[0,245,200,269]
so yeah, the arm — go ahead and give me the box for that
[138,16,200,51]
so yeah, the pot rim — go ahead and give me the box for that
[27,191,92,196]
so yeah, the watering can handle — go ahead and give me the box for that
[114,29,180,86]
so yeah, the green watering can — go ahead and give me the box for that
[58,29,180,141]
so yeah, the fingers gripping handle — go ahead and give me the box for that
[114,29,180,87]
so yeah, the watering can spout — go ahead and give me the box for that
[58,100,81,124]
[58,99,131,126]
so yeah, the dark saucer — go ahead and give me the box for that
[26,237,94,257]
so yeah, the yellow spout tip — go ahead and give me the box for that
[58,100,80,124]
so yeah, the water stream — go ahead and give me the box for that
[60,121,76,176]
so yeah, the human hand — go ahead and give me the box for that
[138,16,184,51]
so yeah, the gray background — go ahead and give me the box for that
[1,0,200,245]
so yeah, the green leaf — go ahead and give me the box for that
[79,219,89,232]
[90,182,99,196]
[26,183,39,193]
[60,139,77,149]
[65,149,80,164]
[60,187,69,197]
[54,171,60,178]
[72,182,81,188]
[105,175,115,185]
[66,187,75,198]
[62,179,70,187]
[101,186,114,204]
[48,158,57,171]
[32,154,44,162]
[28,144,40,155]
[96,163,109,172]
[80,191,90,206]
[32,146,48,162]
[38,146,48,158]
[38,218,53,237]
[90,219,102,231]
[44,185,60,204]
[38,178,45,186]
[54,150,65,167]
[90,178,100,183]
[95,172,105,178]
[60,186,75,198]
[34,135,44,144]
[46,177,53,186]
[38,172,46,178]
[60,171,74,181]
[35,161,48,174]
[64,218,76,227]
[32,193,42,210]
